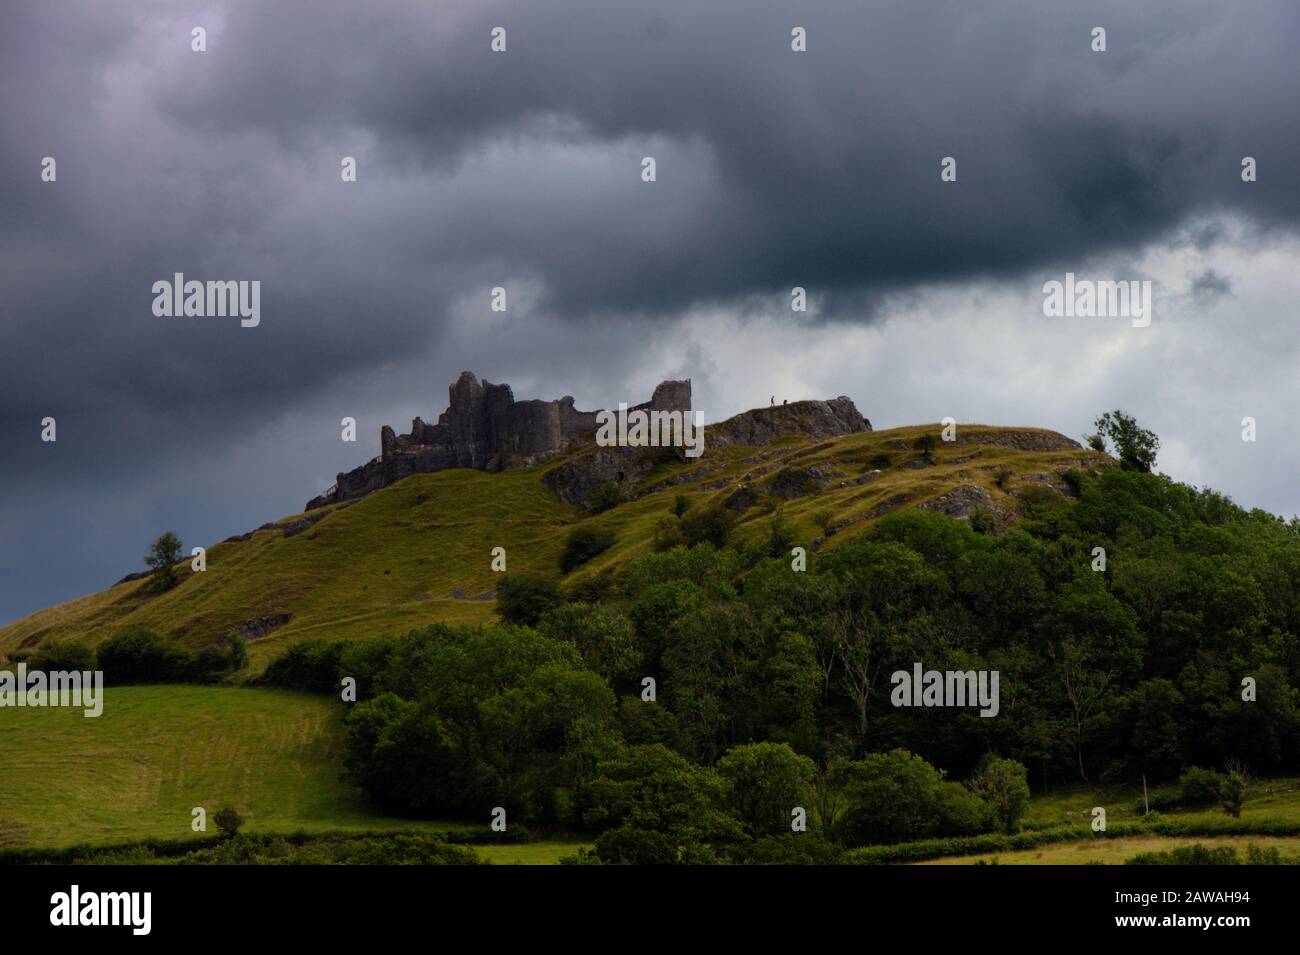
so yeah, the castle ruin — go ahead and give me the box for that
[307,371,692,509]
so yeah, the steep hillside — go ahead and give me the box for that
[0,422,1105,669]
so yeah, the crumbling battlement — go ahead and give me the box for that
[306,372,692,509]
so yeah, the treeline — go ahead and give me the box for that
[8,628,248,684]
[261,465,1300,861]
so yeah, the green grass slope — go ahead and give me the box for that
[0,422,1106,670]
[0,684,461,849]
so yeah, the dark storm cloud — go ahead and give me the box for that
[1,0,1297,621]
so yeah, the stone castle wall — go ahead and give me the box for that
[307,371,691,509]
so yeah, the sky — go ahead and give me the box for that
[1,0,1298,624]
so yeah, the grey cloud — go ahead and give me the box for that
[1,0,1298,621]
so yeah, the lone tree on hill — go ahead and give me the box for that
[145,531,184,592]
[1092,410,1159,472]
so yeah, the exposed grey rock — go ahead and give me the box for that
[239,614,291,640]
[768,464,835,500]
[840,470,883,488]
[917,484,999,522]
[280,511,329,538]
[710,397,870,447]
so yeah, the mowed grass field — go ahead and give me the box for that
[0,684,469,849]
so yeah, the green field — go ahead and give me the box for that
[921,835,1300,865]
[474,838,591,865]
[0,684,468,849]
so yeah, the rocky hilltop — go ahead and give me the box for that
[545,395,873,506]
[309,373,873,510]
[308,372,692,509]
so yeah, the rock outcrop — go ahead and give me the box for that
[307,372,692,509]
[709,397,870,447]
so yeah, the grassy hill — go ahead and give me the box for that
[0,422,1104,670]
[0,684,463,849]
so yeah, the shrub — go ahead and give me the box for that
[969,508,997,535]
[812,509,835,536]
[1126,844,1239,865]
[226,631,249,671]
[767,510,797,557]
[969,756,1031,833]
[1016,484,1063,510]
[1220,763,1250,818]
[495,573,564,627]
[560,525,617,574]
[262,639,344,693]
[679,502,735,548]
[588,482,622,514]
[214,807,244,838]
[565,566,618,604]
[97,628,195,683]
[672,494,692,518]
[652,516,685,552]
[1178,766,1225,805]
[29,640,96,672]
[739,834,845,865]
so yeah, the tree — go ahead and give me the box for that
[679,502,735,548]
[717,742,815,837]
[767,509,797,557]
[584,744,741,861]
[838,749,987,845]
[1050,638,1115,782]
[495,573,563,627]
[969,756,1031,833]
[538,603,640,689]
[145,531,184,591]
[1093,410,1159,472]
[1219,761,1250,818]
[214,807,244,838]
